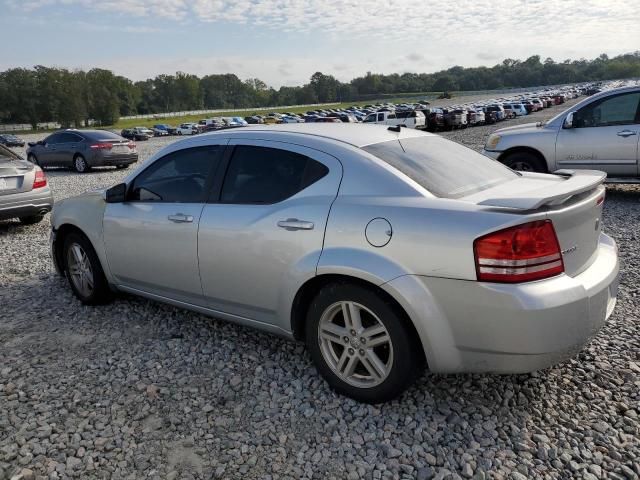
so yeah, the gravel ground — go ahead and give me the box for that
[1,101,639,480]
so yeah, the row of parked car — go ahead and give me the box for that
[112,84,594,138]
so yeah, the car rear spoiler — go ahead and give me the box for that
[477,170,606,210]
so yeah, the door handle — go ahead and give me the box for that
[617,130,637,137]
[168,213,193,223]
[277,218,314,231]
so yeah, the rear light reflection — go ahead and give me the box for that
[474,220,564,283]
[90,143,113,150]
[33,168,47,189]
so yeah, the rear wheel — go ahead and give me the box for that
[73,154,90,173]
[19,215,44,225]
[305,283,422,403]
[63,232,112,305]
[502,152,546,173]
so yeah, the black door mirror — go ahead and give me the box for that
[105,183,127,203]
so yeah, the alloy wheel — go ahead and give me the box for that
[317,301,394,388]
[67,243,94,297]
[511,161,534,171]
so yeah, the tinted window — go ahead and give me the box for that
[45,133,62,144]
[86,130,124,141]
[575,92,640,128]
[363,137,517,199]
[221,146,329,204]
[58,133,81,143]
[129,146,223,203]
[377,113,384,122]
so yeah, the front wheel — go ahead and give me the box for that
[63,232,112,305]
[502,152,546,173]
[306,283,423,403]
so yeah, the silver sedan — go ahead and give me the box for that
[50,124,619,403]
[0,144,53,224]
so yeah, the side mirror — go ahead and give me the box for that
[563,112,575,129]
[105,183,127,203]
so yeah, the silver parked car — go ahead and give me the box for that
[483,86,640,181]
[26,129,138,173]
[50,124,619,403]
[0,144,53,224]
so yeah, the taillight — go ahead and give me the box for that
[596,193,605,206]
[90,143,113,150]
[127,141,136,149]
[474,220,564,283]
[33,168,47,189]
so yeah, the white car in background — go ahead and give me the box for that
[176,123,199,135]
[363,110,426,129]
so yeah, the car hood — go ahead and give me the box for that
[495,122,545,135]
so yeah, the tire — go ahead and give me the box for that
[73,154,90,173]
[305,283,423,403]
[63,232,112,305]
[19,215,44,225]
[502,152,546,173]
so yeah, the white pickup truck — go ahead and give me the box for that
[482,85,640,182]
[363,110,426,129]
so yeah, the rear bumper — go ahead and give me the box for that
[0,188,54,221]
[384,233,619,373]
[91,154,138,167]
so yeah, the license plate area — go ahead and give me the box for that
[0,176,20,191]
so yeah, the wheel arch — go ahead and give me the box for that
[498,146,549,172]
[53,223,91,274]
[290,273,427,366]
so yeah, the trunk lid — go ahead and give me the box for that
[465,170,606,277]
[0,154,35,196]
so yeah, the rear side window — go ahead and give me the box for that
[363,137,517,199]
[129,146,223,203]
[220,146,328,204]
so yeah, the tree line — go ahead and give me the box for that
[0,52,638,127]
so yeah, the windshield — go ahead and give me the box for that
[362,136,518,198]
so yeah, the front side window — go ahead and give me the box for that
[220,146,328,204]
[574,92,640,128]
[129,146,223,203]
[45,133,62,144]
[377,113,384,122]
[58,133,81,143]
[363,136,517,199]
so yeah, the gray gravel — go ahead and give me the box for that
[1,103,639,480]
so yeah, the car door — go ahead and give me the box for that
[556,91,640,176]
[198,140,342,330]
[38,133,62,167]
[103,145,225,304]
[56,132,83,167]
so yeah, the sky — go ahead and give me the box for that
[1,0,638,88]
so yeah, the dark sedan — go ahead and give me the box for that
[26,130,138,173]
[0,144,53,224]
[0,133,26,147]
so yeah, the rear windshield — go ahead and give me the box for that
[362,136,518,198]
[86,130,124,140]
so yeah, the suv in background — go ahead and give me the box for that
[482,85,640,181]
[26,130,138,173]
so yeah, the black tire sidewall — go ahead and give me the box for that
[305,283,421,404]
[504,153,545,173]
[63,232,111,305]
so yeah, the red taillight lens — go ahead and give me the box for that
[33,168,47,189]
[90,143,113,150]
[474,220,564,283]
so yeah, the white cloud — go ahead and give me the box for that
[3,0,639,87]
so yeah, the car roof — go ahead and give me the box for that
[204,123,434,148]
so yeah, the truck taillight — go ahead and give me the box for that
[474,220,564,283]
[33,167,47,189]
